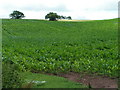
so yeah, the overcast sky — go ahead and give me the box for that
[0,0,119,20]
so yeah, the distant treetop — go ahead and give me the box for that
[45,12,72,21]
[45,12,59,21]
[67,16,72,20]
[9,10,25,19]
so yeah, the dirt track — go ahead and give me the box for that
[46,72,118,88]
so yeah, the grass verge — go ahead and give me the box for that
[21,72,87,88]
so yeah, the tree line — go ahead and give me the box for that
[10,10,72,21]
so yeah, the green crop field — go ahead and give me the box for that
[2,19,119,77]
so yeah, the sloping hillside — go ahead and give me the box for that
[2,19,118,77]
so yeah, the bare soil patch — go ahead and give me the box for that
[45,72,118,88]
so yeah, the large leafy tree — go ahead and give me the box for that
[9,10,25,19]
[45,12,59,21]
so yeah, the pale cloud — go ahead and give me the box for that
[21,4,69,12]
[0,0,119,20]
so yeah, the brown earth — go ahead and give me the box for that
[45,72,118,88]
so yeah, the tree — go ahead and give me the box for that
[60,16,66,19]
[67,16,72,20]
[9,10,25,19]
[59,16,71,20]
[58,15,61,19]
[45,12,59,21]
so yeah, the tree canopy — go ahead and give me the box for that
[45,12,72,21]
[45,12,59,21]
[9,10,25,19]
[67,16,72,20]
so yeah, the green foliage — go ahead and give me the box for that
[9,10,25,19]
[67,16,72,20]
[45,12,72,21]
[2,19,119,77]
[45,12,59,21]
[60,15,66,19]
[2,63,24,88]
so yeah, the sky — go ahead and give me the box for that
[0,0,119,20]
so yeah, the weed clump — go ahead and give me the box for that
[2,63,24,88]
